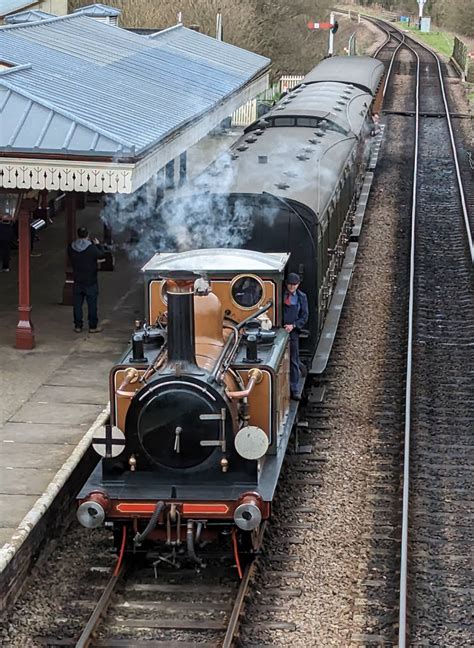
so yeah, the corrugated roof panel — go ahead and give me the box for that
[0,0,35,18]
[0,14,270,156]
[5,10,55,23]
[73,3,121,17]
[9,101,48,146]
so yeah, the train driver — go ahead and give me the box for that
[283,273,308,401]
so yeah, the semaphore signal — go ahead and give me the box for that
[307,11,339,56]
[307,21,338,32]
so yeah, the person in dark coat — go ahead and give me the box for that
[68,226,106,333]
[283,272,309,400]
[0,217,14,272]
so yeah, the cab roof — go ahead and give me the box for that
[142,249,290,274]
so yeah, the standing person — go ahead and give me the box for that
[0,216,14,272]
[372,112,381,136]
[68,226,106,333]
[283,272,308,401]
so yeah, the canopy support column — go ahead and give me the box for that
[62,192,76,306]
[179,152,187,186]
[15,201,35,350]
[165,160,175,189]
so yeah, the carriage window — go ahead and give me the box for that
[273,117,296,127]
[231,275,264,309]
[296,117,318,127]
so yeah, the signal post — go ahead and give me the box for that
[307,12,339,56]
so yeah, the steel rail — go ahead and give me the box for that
[402,31,474,265]
[72,533,263,647]
[222,557,258,647]
[362,16,473,263]
[373,32,391,57]
[75,563,125,648]
[377,18,473,646]
[397,37,420,648]
[222,521,266,647]
[371,18,406,96]
[381,32,405,97]
[355,18,420,639]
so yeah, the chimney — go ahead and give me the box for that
[164,272,198,366]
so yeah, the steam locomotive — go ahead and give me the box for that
[77,56,384,560]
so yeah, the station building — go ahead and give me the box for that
[0,3,270,349]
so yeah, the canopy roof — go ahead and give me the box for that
[0,13,270,193]
[73,3,121,17]
[0,1,36,18]
[142,249,290,274]
[4,9,54,23]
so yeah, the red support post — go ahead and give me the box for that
[15,203,35,350]
[62,192,76,306]
[40,189,48,211]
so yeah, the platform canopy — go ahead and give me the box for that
[4,10,55,24]
[0,1,38,18]
[0,12,270,193]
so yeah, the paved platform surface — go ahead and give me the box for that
[0,202,143,549]
[0,130,241,555]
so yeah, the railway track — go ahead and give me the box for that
[327,16,473,645]
[39,539,262,647]
[393,26,473,648]
[361,17,474,646]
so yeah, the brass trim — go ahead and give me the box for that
[229,273,265,311]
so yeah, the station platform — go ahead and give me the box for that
[0,200,143,549]
[0,130,241,594]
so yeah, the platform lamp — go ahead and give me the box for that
[0,192,21,221]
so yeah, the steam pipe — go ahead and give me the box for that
[133,500,165,547]
[236,301,273,331]
[210,323,239,382]
[140,345,168,382]
[116,367,139,399]
[226,368,263,399]
[212,302,273,383]
[186,520,203,565]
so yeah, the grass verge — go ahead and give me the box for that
[394,23,454,58]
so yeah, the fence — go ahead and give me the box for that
[452,36,473,82]
[231,100,258,127]
[348,32,357,56]
[279,75,305,93]
[231,75,304,127]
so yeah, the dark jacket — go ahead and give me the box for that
[0,221,14,244]
[283,288,309,331]
[68,238,105,286]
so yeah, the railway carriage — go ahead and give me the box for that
[77,56,384,560]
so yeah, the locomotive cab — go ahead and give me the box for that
[77,249,300,556]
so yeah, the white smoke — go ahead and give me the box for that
[101,126,352,262]
[101,148,261,260]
